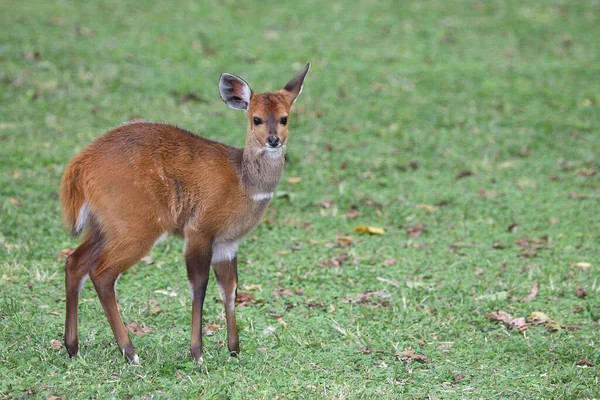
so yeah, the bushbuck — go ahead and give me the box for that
[60,63,310,364]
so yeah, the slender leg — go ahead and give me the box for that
[184,236,213,363]
[64,230,103,357]
[89,237,155,364]
[213,256,240,355]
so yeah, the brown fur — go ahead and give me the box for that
[59,63,310,364]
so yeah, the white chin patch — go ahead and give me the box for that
[265,146,284,158]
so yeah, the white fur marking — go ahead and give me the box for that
[75,201,89,233]
[265,145,284,158]
[212,241,239,263]
[188,280,194,300]
[252,192,274,201]
[114,274,122,292]
[132,354,140,364]
[78,273,89,296]
[153,232,168,248]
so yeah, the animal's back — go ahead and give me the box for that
[60,122,244,238]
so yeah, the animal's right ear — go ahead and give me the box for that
[219,73,253,111]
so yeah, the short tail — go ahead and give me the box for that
[60,157,88,236]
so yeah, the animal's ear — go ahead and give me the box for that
[219,73,253,110]
[283,63,310,105]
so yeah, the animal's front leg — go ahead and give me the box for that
[184,236,213,363]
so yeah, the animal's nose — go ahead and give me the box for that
[267,135,280,147]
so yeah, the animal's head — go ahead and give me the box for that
[219,63,310,157]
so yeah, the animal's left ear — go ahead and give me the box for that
[219,73,253,111]
[283,63,310,105]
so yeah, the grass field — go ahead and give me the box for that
[1,0,599,398]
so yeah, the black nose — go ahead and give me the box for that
[267,135,280,147]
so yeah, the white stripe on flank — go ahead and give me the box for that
[212,240,239,263]
[252,192,274,201]
[75,201,89,233]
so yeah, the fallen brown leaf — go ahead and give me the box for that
[474,267,485,276]
[576,359,594,367]
[517,251,537,258]
[149,306,161,314]
[576,287,587,298]
[286,177,302,183]
[493,241,505,249]
[571,306,584,313]
[406,224,424,238]
[574,262,591,271]
[454,373,465,383]
[344,205,360,219]
[486,311,529,332]
[49,311,60,317]
[396,349,427,363]
[202,322,221,335]
[236,292,255,307]
[456,171,474,179]
[9,198,21,206]
[520,281,539,302]
[335,236,354,247]
[126,322,151,336]
[507,222,519,233]
[381,258,396,266]
[49,339,63,350]
[140,256,154,264]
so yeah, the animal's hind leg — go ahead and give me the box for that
[64,228,103,357]
[89,235,157,364]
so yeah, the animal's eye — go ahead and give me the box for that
[253,117,263,125]
[280,116,288,125]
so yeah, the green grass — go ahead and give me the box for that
[1,0,599,398]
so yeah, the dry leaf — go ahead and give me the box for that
[396,349,427,363]
[507,222,519,233]
[474,267,485,276]
[49,339,63,350]
[486,311,529,332]
[126,322,151,336]
[571,307,584,313]
[9,198,21,206]
[576,359,594,367]
[406,224,424,238]
[236,291,255,307]
[175,371,183,379]
[56,248,75,262]
[286,177,302,183]
[415,204,439,212]
[202,322,221,335]
[329,304,336,313]
[241,284,262,291]
[576,287,587,298]
[520,281,539,302]
[149,306,161,314]
[456,171,474,179]
[49,311,60,316]
[353,226,384,235]
[454,373,465,383]
[381,258,396,266]
[335,236,354,247]
[575,262,591,271]
[140,256,154,264]
[344,207,360,219]
[493,241,504,249]
[276,317,288,327]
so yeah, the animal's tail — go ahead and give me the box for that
[60,157,88,236]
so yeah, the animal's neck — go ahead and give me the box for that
[241,133,285,196]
